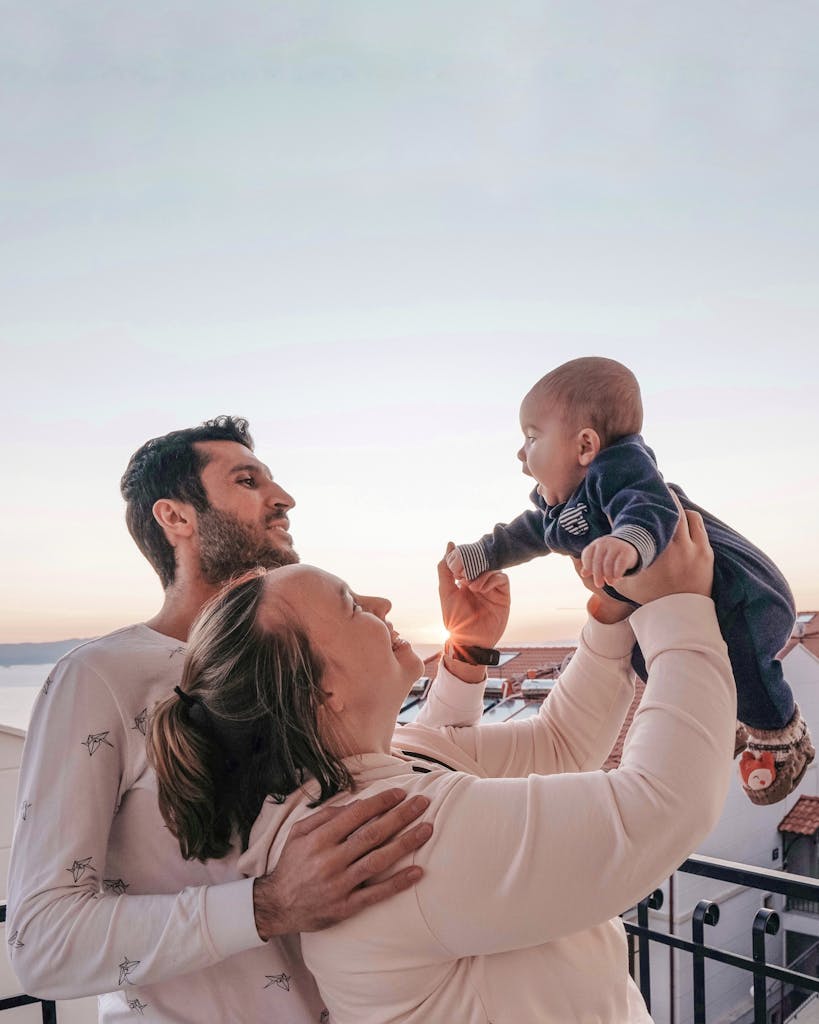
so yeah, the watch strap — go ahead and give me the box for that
[444,641,501,666]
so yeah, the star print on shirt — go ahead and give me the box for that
[67,856,93,883]
[7,930,24,955]
[168,645,185,659]
[21,800,32,821]
[42,675,53,696]
[104,878,130,896]
[127,998,148,1015]
[264,973,291,991]
[82,731,114,755]
[132,708,148,735]
[118,955,140,987]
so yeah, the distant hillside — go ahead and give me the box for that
[0,639,93,667]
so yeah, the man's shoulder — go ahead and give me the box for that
[52,623,185,686]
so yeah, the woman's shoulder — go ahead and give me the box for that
[238,787,317,878]
[393,723,487,777]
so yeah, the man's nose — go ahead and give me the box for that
[516,445,526,464]
[266,481,295,510]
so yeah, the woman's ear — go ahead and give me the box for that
[322,689,345,714]
[153,498,195,541]
[576,428,601,467]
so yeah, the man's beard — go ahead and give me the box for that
[197,506,299,585]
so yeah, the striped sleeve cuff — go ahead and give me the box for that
[611,524,656,569]
[457,542,490,580]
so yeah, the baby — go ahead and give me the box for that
[447,356,813,805]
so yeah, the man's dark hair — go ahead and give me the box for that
[120,416,254,589]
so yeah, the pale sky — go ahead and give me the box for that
[2,2,818,646]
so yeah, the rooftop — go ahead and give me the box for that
[781,611,819,660]
[423,643,577,683]
[779,795,819,836]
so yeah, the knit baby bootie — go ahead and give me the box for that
[739,705,815,806]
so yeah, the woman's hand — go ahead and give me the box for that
[438,542,510,649]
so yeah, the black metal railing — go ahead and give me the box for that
[624,853,819,1023]
[0,903,57,1022]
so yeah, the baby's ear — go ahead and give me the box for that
[576,428,601,467]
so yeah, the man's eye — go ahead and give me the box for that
[238,477,255,487]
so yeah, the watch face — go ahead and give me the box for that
[463,645,501,666]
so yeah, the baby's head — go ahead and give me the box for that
[517,357,643,506]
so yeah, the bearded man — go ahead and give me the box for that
[8,416,471,1023]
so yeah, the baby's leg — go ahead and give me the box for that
[719,597,794,730]
[719,595,814,804]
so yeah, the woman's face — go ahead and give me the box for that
[259,565,424,746]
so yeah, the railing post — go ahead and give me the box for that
[637,889,664,1013]
[752,908,780,1023]
[41,1004,57,1024]
[692,900,720,1024]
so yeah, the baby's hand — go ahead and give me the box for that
[580,536,639,589]
[444,545,467,581]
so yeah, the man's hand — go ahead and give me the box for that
[252,788,432,939]
[444,546,467,581]
[580,535,639,588]
[438,542,510,649]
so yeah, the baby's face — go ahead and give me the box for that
[517,392,588,507]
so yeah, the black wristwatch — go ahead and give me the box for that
[444,641,501,666]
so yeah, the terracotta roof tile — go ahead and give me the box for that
[424,642,646,768]
[778,796,819,836]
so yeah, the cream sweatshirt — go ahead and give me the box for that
[240,595,736,1024]
[7,622,479,1022]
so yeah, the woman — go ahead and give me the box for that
[148,509,735,1023]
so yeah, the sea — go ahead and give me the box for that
[0,664,52,688]
[0,664,51,734]
[0,647,444,734]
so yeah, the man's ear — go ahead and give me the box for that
[576,428,601,467]
[152,499,196,543]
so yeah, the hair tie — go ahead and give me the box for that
[174,685,199,708]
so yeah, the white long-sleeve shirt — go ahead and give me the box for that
[6,621,480,1022]
[240,595,736,1024]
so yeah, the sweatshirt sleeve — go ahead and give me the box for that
[6,656,263,1000]
[438,615,636,776]
[415,660,487,728]
[588,442,681,569]
[456,502,550,581]
[413,594,735,956]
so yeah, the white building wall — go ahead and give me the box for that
[640,644,819,1024]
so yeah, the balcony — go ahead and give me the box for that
[5,855,819,1023]
[624,855,819,1024]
